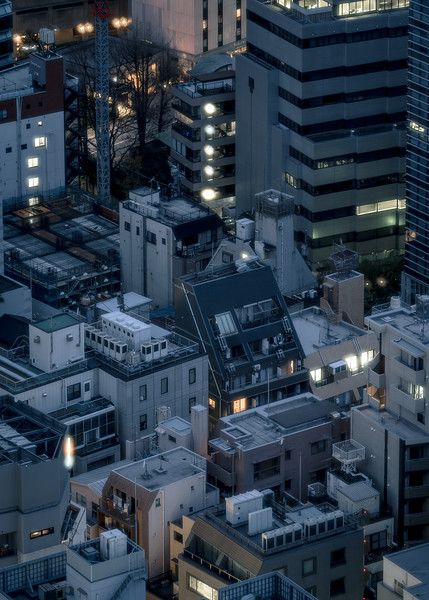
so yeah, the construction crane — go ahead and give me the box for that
[94,0,110,206]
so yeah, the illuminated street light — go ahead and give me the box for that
[201,188,216,201]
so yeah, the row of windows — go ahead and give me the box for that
[285,171,404,196]
[289,145,405,170]
[247,10,407,49]
[248,43,407,84]
[297,198,404,223]
[278,84,406,109]
[30,527,54,540]
[298,225,403,249]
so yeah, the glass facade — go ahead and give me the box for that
[403,0,429,303]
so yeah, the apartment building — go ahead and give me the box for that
[175,258,308,427]
[377,544,429,600]
[171,54,236,214]
[131,0,245,58]
[0,0,12,70]
[351,296,429,545]
[173,489,364,600]
[98,447,219,578]
[209,393,349,498]
[217,572,317,600]
[0,51,66,212]
[0,397,70,565]
[120,187,223,309]
[236,0,408,269]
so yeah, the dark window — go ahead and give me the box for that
[67,382,81,402]
[368,530,388,552]
[409,446,425,460]
[331,548,346,567]
[284,478,292,491]
[330,578,346,596]
[91,502,98,520]
[139,414,147,431]
[254,456,280,481]
[84,381,91,393]
[0,109,6,119]
[409,472,424,486]
[222,251,233,263]
[21,143,27,150]
[189,368,196,385]
[189,397,196,413]
[162,238,166,245]
[417,412,425,424]
[136,226,140,236]
[302,557,317,576]
[139,384,147,401]
[285,449,292,460]
[26,123,30,129]
[168,435,176,443]
[310,440,327,454]
[5,147,11,153]
[124,221,130,232]
[146,231,157,244]
[173,530,183,543]
[161,377,168,394]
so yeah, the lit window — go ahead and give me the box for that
[360,350,374,367]
[236,8,241,17]
[28,177,39,188]
[209,398,216,409]
[232,397,246,414]
[34,136,46,147]
[30,527,54,540]
[410,120,425,134]
[345,355,359,373]
[310,368,322,383]
[28,196,39,206]
[356,203,377,215]
[398,199,406,210]
[378,199,398,212]
[37,120,43,126]
[27,157,39,168]
[187,574,218,600]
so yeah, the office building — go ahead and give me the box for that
[236,0,408,269]
[0,397,70,565]
[209,393,349,497]
[0,51,66,212]
[131,0,245,58]
[377,543,429,600]
[402,1,429,304]
[171,53,236,214]
[120,187,223,309]
[0,0,12,71]
[98,447,219,578]
[174,489,364,600]
[175,258,307,427]
[351,296,429,546]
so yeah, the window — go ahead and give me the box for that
[139,414,147,431]
[124,221,130,231]
[409,446,425,460]
[331,548,346,567]
[302,557,317,576]
[161,377,168,394]
[136,226,140,235]
[67,382,81,402]
[254,456,280,481]
[30,527,54,539]
[34,136,46,147]
[91,502,98,520]
[6,146,11,153]
[28,177,39,188]
[187,574,218,600]
[222,251,233,263]
[84,381,91,393]
[285,449,292,460]
[155,498,161,507]
[189,397,196,412]
[146,231,157,244]
[21,143,27,150]
[214,311,237,336]
[26,123,31,129]
[168,435,176,443]
[139,384,147,401]
[306,586,317,596]
[330,578,346,596]
[310,439,327,454]
[162,238,166,245]
[368,530,388,552]
[232,397,246,414]
[38,120,43,126]
[284,478,292,490]
[174,530,183,543]
[189,368,196,385]
[27,157,39,168]
[0,109,7,118]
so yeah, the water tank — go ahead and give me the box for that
[100,529,128,560]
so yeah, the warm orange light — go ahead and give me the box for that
[63,435,75,470]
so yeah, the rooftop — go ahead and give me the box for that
[384,544,429,600]
[218,571,316,600]
[367,303,429,347]
[113,447,206,491]
[71,459,133,498]
[292,306,366,355]
[33,313,81,333]
[0,396,65,465]
[353,404,429,443]
[70,536,143,565]
[157,416,192,435]
[211,394,342,452]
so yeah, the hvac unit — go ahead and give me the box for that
[100,529,128,560]
[225,490,264,525]
[115,342,128,362]
[66,333,74,342]
[152,341,161,360]
[160,339,168,357]
[142,343,153,362]
[328,360,347,375]
[126,351,141,366]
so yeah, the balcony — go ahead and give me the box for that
[182,549,239,584]
[406,458,429,471]
[368,368,385,389]
[404,511,429,527]
[404,484,429,499]
[172,121,200,143]
[391,386,424,414]
[393,357,425,385]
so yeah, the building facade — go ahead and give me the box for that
[236,0,408,269]
[377,544,429,600]
[171,54,236,215]
[0,0,12,70]
[402,0,429,304]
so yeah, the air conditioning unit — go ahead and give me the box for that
[141,343,153,362]
[66,334,74,342]
[33,335,40,343]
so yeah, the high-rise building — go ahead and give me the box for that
[0,0,12,71]
[236,0,408,270]
[402,1,429,304]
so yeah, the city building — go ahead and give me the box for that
[351,296,429,546]
[120,186,223,309]
[217,572,317,600]
[175,258,307,427]
[98,447,219,578]
[0,0,12,71]
[173,489,364,600]
[377,543,429,600]
[236,0,408,270]
[208,393,349,497]
[402,1,429,304]
[291,306,378,406]
[0,51,67,212]
[131,0,245,58]
[13,0,128,46]
[170,53,236,215]
[0,396,70,565]
[67,531,146,600]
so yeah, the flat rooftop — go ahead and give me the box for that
[212,394,340,452]
[384,544,429,600]
[113,447,206,491]
[367,304,429,347]
[71,459,133,498]
[33,313,81,333]
[292,307,366,355]
[353,404,429,443]
[70,537,143,564]
[0,396,65,465]
[157,416,192,435]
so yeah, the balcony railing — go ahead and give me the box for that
[183,549,239,583]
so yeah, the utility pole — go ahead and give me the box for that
[94,0,110,206]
